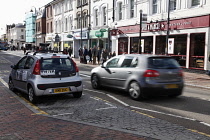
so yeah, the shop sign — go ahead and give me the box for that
[111,29,118,36]
[74,31,88,39]
[100,29,107,32]
[67,34,73,38]
[95,31,103,37]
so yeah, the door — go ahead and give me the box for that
[13,56,28,90]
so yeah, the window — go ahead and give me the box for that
[118,3,122,20]
[192,0,200,6]
[16,57,27,69]
[25,57,34,69]
[106,58,120,68]
[77,13,81,28]
[83,12,88,28]
[65,18,68,31]
[50,22,53,33]
[78,0,81,6]
[21,29,24,32]
[170,0,177,10]
[21,35,24,39]
[103,7,107,25]
[121,56,134,67]
[69,0,73,10]
[152,0,157,14]
[130,0,134,18]
[95,9,98,26]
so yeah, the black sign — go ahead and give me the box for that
[55,34,60,42]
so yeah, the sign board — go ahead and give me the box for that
[55,34,60,42]
[95,31,103,37]
[100,29,107,32]
[67,34,73,38]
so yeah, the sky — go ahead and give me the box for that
[0,0,52,35]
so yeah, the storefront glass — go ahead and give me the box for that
[189,33,205,69]
[130,37,153,54]
[118,37,128,55]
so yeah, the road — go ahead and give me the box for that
[1,51,210,139]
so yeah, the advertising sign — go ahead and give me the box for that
[168,38,174,54]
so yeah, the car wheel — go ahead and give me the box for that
[128,81,145,100]
[91,74,101,89]
[73,92,82,98]
[8,79,16,92]
[28,86,38,104]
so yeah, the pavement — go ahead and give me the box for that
[1,50,210,140]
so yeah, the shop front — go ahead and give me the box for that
[117,14,210,70]
[89,29,109,50]
[73,30,88,58]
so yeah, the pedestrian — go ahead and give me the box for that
[49,46,52,52]
[68,47,72,57]
[102,49,108,64]
[83,46,88,64]
[78,47,84,63]
[108,52,112,59]
[92,45,98,65]
[97,47,102,64]
[112,51,116,57]
[88,48,92,63]
[23,47,26,55]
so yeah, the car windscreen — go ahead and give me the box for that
[148,57,180,69]
[40,58,76,77]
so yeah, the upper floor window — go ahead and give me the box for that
[118,2,122,20]
[170,0,177,11]
[69,0,73,10]
[95,9,98,26]
[65,18,68,31]
[83,12,88,28]
[50,21,53,33]
[21,29,24,32]
[130,0,134,18]
[192,0,200,6]
[78,0,81,6]
[152,0,157,14]
[83,0,87,4]
[102,7,107,25]
[77,13,81,28]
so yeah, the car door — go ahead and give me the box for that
[99,57,121,87]
[13,56,28,90]
[114,56,137,88]
[19,56,35,91]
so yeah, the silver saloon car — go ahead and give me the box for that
[91,54,184,100]
[9,52,83,103]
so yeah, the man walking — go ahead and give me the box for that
[92,45,98,65]
[68,47,72,57]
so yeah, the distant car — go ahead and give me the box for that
[91,54,184,100]
[9,51,83,103]
[0,46,8,51]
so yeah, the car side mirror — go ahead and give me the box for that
[101,63,106,68]
[10,65,15,69]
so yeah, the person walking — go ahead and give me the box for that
[92,45,98,65]
[112,51,116,57]
[83,46,88,64]
[102,49,108,64]
[88,48,92,63]
[78,47,83,63]
[97,47,102,64]
[23,47,26,55]
[68,47,72,57]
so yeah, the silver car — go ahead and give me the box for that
[91,54,184,100]
[9,52,83,103]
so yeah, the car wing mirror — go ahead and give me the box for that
[10,65,15,69]
[101,63,106,68]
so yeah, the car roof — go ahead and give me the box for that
[26,51,70,59]
[121,54,172,58]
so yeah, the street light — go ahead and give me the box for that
[30,6,37,48]
[138,10,143,54]
[165,0,171,55]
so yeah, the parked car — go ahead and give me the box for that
[0,46,8,51]
[9,51,83,103]
[91,54,184,100]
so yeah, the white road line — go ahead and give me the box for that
[84,88,106,94]
[80,73,91,77]
[52,112,73,116]
[0,77,8,88]
[107,94,129,106]
[130,106,196,121]
[200,122,210,127]
[96,102,117,110]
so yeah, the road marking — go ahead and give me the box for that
[130,106,196,121]
[0,77,8,88]
[80,73,91,77]
[52,112,73,116]
[107,94,129,106]
[84,88,106,94]
[188,129,210,137]
[200,122,210,127]
[131,110,155,118]
[96,102,117,110]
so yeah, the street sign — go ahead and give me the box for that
[67,34,73,38]
[55,34,60,42]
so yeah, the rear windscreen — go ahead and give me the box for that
[148,57,180,69]
[40,58,76,77]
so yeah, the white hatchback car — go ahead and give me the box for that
[9,51,83,103]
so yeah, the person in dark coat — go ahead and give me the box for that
[83,46,88,64]
[88,48,92,63]
[68,47,72,57]
[78,47,83,63]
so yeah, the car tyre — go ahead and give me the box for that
[28,86,38,104]
[73,92,82,98]
[91,74,101,89]
[128,81,145,100]
[8,79,16,92]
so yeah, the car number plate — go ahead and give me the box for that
[41,70,55,75]
[54,88,70,93]
[165,84,178,89]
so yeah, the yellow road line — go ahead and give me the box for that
[188,129,210,137]
[131,110,155,118]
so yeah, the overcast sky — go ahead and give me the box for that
[0,0,52,35]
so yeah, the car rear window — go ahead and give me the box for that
[148,57,180,69]
[40,58,76,77]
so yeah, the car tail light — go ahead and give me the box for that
[33,60,40,75]
[72,59,79,72]
[179,69,183,77]
[143,69,160,77]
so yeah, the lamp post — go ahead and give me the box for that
[80,3,83,50]
[30,6,37,48]
[165,0,171,55]
[138,10,143,54]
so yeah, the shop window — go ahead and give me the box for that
[189,33,205,69]
[118,38,128,55]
